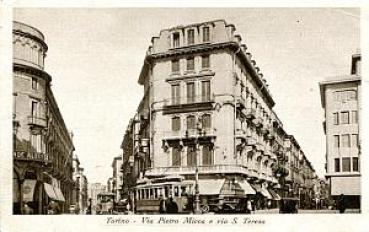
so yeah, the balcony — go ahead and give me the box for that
[13,150,52,164]
[27,116,47,128]
[145,164,252,177]
[245,108,256,119]
[260,125,270,135]
[252,117,263,127]
[163,95,214,114]
[246,137,257,146]
[163,128,216,141]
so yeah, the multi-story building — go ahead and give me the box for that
[111,156,123,201]
[122,19,317,211]
[13,21,75,214]
[319,53,361,208]
[72,154,88,213]
[89,183,107,210]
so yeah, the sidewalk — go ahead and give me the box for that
[254,208,360,214]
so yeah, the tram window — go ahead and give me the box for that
[181,186,187,196]
[174,186,179,197]
[165,187,169,197]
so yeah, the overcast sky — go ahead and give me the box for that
[14,8,360,185]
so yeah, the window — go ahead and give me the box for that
[187,146,197,167]
[186,115,196,130]
[172,117,181,131]
[32,77,38,90]
[202,55,210,69]
[333,135,340,148]
[171,84,180,105]
[334,90,358,102]
[173,33,180,47]
[31,101,38,118]
[203,27,210,42]
[171,59,180,73]
[353,157,359,172]
[186,57,194,71]
[333,113,339,125]
[186,82,195,103]
[342,134,350,147]
[31,133,42,152]
[352,111,358,124]
[341,111,349,124]
[334,158,340,172]
[351,134,358,147]
[347,90,357,101]
[187,29,194,45]
[342,157,351,172]
[172,147,181,166]
[202,114,211,129]
[201,81,211,101]
[202,145,213,166]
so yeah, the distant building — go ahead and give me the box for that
[72,154,88,213]
[121,19,318,211]
[13,21,74,214]
[111,156,123,201]
[89,183,107,209]
[319,53,361,208]
[107,177,113,193]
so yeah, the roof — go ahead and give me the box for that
[319,74,361,107]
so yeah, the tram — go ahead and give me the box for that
[134,175,249,214]
[96,192,115,214]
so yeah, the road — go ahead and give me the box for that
[255,208,360,214]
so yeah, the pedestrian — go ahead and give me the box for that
[47,200,60,215]
[246,199,252,214]
[86,198,92,215]
[166,195,178,214]
[337,194,346,214]
[159,195,166,214]
[23,203,34,215]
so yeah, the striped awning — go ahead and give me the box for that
[44,183,58,200]
[268,189,281,200]
[53,187,65,202]
[198,179,225,195]
[238,180,256,195]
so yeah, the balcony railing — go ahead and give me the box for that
[27,116,47,128]
[245,108,256,119]
[252,117,264,127]
[145,164,254,177]
[163,128,216,140]
[163,95,215,107]
[13,150,51,163]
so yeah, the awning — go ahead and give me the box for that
[268,189,281,200]
[44,183,57,200]
[260,188,273,199]
[23,180,37,202]
[250,183,272,199]
[53,187,65,202]
[198,179,225,195]
[238,180,256,195]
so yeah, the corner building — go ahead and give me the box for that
[319,53,361,208]
[127,20,316,211]
[13,21,75,214]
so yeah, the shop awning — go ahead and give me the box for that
[260,187,273,199]
[198,179,225,195]
[268,189,281,200]
[44,183,58,200]
[238,180,256,195]
[53,187,65,202]
[23,180,37,202]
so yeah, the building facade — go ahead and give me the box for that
[13,21,75,214]
[122,20,318,211]
[72,154,88,213]
[111,156,123,201]
[319,53,361,208]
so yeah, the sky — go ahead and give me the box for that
[13,8,360,185]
